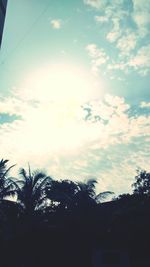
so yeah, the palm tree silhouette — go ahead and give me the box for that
[75,178,114,207]
[0,159,16,200]
[16,165,52,216]
[46,178,114,211]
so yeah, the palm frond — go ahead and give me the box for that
[0,159,16,179]
[28,163,31,178]
[11,177,24,187]
[32,171,49,188]
[19,168,27,180]
[0,159,9,174]
[33,176,51,201]
[96,191,114,201]
[2,164,16,179]
[86,178,97,187]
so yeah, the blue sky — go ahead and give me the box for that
[0,0,150,196]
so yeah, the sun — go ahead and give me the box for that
[13,63,104,153]
[19,62,102,104]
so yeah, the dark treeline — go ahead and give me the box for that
[0,159,150,267]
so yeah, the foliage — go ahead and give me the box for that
[0,158,114,212]
[0,158,149,267]
[46,178,114,212]
[0,159,17,200]
[16,166,52,214]
[132,169,150,196]
[46,179,79,211]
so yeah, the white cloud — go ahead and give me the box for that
[107,62,127,71]
[140,101,150,108]
[50,19,61,29]
[95,16,108,23]
[0,92,149,194]
[107,32,119,43]
[83,0,107,9]
[85,0,150,40]
[97,145,150,195]
[105,94,129,109]
[0,96,29,116]
[117,32,137,55]
[86,44,109,73]
[83,94,149,146]
[84,0,150,77]
[129,44,150,75]
[106,18,121,43]
[129,44,150,68]
[106,44,150,76]
[79,95,150,194]
[132,0,150,37]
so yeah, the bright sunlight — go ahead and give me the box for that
[19,63,102,104]
[11,63,103,154]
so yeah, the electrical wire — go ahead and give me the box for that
[0,1,51,67]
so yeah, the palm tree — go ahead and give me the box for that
[0,159,16,200]
[75,178,114,207]
[16,166,52,216]
[46,178,114,212]
[74,178,98,208]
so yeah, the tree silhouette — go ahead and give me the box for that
[16,166,52,216]
[46,179,79,211]
[74,178,98,208]
[0,159,149,267]
[76,178,114,207]
[46,178,99,211]
[46,178,114,212]
[132,169,150,196]
[0,159,16,200]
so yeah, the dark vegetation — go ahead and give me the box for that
[0,159,149,267]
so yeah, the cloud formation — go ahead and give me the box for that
[140,101,150,108]
[86,44,109,74]
[84,0,150,77]
[83,0,104,9]
[0,90,149,194]
[50,19,62,29]
[132,0,150,37]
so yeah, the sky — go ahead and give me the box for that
[0,0,150,196]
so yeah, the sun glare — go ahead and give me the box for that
[20,63,102,103]
[14,63,104,153]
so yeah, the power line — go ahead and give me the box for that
[0,1,51,67]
